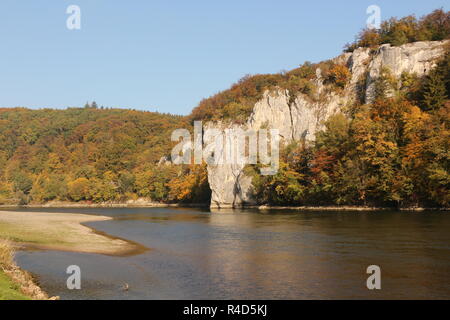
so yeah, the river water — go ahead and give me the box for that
[8,207,450,299]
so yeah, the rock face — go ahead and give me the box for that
[364,41,447,103]
[205,122,257,208]
[206,40,448,209]
[208,162,255,208]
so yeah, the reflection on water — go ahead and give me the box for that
[8,207,450,299]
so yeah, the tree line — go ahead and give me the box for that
[345,9,449,52]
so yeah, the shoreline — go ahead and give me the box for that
[0,200,209,209]
[0,204,447,300]
[0,240,53,300]
[0,211,148,256]
[0,210,148,300]
[0,202,448,212]
[254,205,450,212]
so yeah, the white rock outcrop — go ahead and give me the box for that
[206,40,448,208]
[365,41,447,103]
[204,122,257,208]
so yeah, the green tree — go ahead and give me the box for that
[11,172,33,195]
[421,70,447,111]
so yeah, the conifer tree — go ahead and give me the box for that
[421,71,447,111]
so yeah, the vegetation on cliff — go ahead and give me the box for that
[189,60,351,123]
[344,9,449,52]
[251,47,450,208]
[190,9,449,123]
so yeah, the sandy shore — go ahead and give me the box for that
[0,211,147,256]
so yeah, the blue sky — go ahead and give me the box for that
[0,0,448,115]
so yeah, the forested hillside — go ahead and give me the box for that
[0,107,210,205]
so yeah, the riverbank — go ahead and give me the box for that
[210,204,449,211]
[0,211,147,256]
[0,210,148,300]
[0,199,209,209]
[0,240,50,300]
[1,201,447,211]
[255,205,450,212]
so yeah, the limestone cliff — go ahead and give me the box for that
[206,40,448,208]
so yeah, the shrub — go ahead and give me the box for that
[327,64,351,89]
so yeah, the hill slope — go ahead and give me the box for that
[0,107,210,205]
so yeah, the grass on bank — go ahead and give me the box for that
[0,210,146,300]
[0,240,36,300]
[0,271,30,300]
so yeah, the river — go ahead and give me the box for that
[8,207,450,299]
